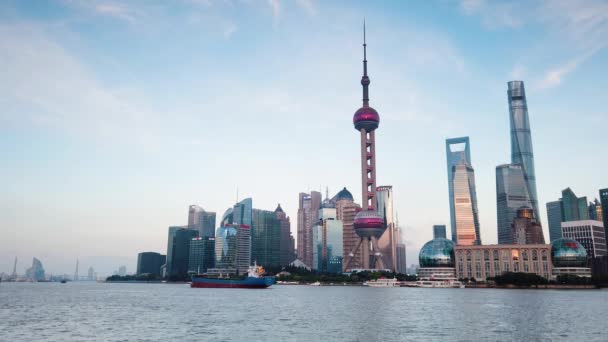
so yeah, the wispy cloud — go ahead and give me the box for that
[268,0,280,19]
[458,0,522,29]
[64,0,142,23]
[295,0,316,16]
[536,48,598,89]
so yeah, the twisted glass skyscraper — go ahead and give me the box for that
[508,81,540,222]
[496,81,543,244]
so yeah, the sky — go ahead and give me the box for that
[1,0,607,276]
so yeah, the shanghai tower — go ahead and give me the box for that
[496,81,543,244]
[508,81,539,221]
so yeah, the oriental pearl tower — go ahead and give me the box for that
[344,23,387,271]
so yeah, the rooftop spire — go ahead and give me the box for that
[361,19,370,107]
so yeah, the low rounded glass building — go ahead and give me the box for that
[551,238,587,268]
[419,238,455,267]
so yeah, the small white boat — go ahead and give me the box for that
[363,277,401,287]
[309,281,321,286]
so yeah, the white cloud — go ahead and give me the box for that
[268,0,280,18]
[223,22,237,38]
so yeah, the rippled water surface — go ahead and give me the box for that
[1,282,607,341]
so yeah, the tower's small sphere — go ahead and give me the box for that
[353,106,379,131]
[551,238,587,268]
[353,210,386,238]
[418,238,455,268]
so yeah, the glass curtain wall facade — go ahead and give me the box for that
[496,164,533,244]
[215,225,238,269]
[546,200,564,242]
[251,209,281,268]
[451,163,481,245]
[508,81,540,224]
[446,137,471,242]
[376,185,396,270]
[562,188,589,221]
[188,237,215,274]
[188,205,216,238]
[433,225,447,239]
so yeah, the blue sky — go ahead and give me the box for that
[1,0,607,276]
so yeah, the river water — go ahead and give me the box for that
[1,282,606,341]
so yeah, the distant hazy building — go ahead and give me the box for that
[87,267,96,281]
[166,226,198,278]
[188,205,216,238]
[451,163,481,245]
[455,244,551,281]
[252,209,281,268]
[118,266,127,277]
[561,220,607,259]
[511,207,545,244]
[446,137,471,242]
[137,252,166,276]
[395,243,407,274]
[376,185,396,271]
[275,204,295,266]
[433,225,447,239]
[297,191,322,268]
[26,258,45,281]
[188,237,215,274]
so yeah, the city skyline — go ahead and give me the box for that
[2,0,608,275]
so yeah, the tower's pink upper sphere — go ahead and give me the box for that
[353,210,386,238]
[353,106,379,131]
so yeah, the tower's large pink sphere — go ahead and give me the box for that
[353,106,379,131]
[353,210,386,238]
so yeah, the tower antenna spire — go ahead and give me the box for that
[361,19,370,107]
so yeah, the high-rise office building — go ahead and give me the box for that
[600,188,608,247]
[275,204,295,266]
[233,198,253,226]
[562,188,588,221]
[496,164,533,244]
[546,200,564,242]
[511,207,545,244]
[395,243,407,274]
[137,252,166,276]
[451,163,481,245]
[188,205,216,238]
[588,199,603,222]
[87,267,96,281]
[235,224,252,274]
[508,81,540,222]
[312,199,344,273]
[546,188,590,243]
[433,225,447,239]
[215,225,237,269]
[297,191,322,267]
[251,209,281,268]
[166,227,198,278]
[188,237,215,274]
[561,220,607,259]
[446,137,471,241]
[333,188,362,271]
[376,185,396,270]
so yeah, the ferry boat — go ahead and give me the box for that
[191,263,275,289]
[413,273,464,288]
[362,277,400,287]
